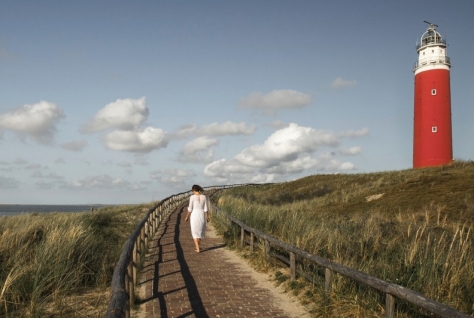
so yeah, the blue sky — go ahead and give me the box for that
[0,0,473,204]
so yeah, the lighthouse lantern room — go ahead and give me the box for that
[413,21,453,168]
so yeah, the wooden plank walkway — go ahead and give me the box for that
[135,203,306,318]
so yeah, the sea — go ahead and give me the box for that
[0,204,109,217]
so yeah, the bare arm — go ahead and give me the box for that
[185,196,193,222]
[204,195,210,222]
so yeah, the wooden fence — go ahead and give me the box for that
[212,205,471,318]
[105,185,471,318]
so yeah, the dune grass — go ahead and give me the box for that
[211,160,474,317]
[0,203,155,317]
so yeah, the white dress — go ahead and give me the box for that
[188,194,208,239]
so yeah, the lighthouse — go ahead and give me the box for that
[413,21,453,168]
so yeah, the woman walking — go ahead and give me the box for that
[184,184,209,253]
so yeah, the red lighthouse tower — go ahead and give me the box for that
[413,21,453,168]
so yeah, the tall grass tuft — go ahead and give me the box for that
[0,203,153,317]
[212,160,474,317]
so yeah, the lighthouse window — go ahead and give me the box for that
[431,89,437,95]
[432,126,437,133]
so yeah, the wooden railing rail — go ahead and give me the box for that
[212,205,472,318]
[104,192,185,317]
[104,184,253,318]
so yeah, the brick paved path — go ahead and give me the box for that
[136,203,296,318]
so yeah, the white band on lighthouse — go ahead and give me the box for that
[414,64,449,75]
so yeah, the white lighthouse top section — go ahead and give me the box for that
[414,22,451,75]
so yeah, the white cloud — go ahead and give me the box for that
[199,121,256,136]
[206,159,255,175]
[31,171,43,178]
[0,101,64,144]
[338,128,369,138]
[32,171,64,180]
[35,181,56,189]
[179,136,218,163]
[267,120,288,129]
[60,139,88,152]
[204,161,275,184]
[173,121,256,140]
[203,123,359,184]
[25,164,44,170]
[339,146,362,155]
[150,168,196,186]
[67,174,145,191]
[82,97,148,133]
[0,161,9,166]
[331,77,357,89]
[234,123,339,168]
[45,172,64,180]
[55,157,66,164]
[117,161,132,168]
[0,175,21,189]
[13,158,28,165]
[81,97,173,155]
[133,156,150,166]
[239,89,312,114]
[182,136,218,155]
[104,127,168,153]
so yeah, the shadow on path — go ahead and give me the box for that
[173,206,209,318]
[136,203,297,318]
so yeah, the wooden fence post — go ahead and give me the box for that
[127,261,133,317]
[290,252,296,281]
[325,268,332,293]
[132,242,138,285]
[144,221,149,248]
[140,227,145,260]
[250,232,254,252]
[240,227,245,247]
[264,239,270,265]
[136,235,141,266]
[386,293,395,318]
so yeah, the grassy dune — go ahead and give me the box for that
[0,203,155,317]
[2,161,473,317]
[212,160,474,317]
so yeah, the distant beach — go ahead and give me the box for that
[0,204,108,217]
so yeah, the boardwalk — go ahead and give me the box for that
[135,203,307,318]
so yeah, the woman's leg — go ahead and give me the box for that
[193,238,200,252]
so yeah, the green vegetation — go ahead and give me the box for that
[0,203,155,317]
[212,160,474,317]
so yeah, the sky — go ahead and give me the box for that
[0,0,473,205]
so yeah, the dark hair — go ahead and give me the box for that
[192,184,204,194]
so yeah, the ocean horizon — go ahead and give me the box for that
[0,204,111,217]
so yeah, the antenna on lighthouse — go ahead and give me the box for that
[423,20,438,28]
